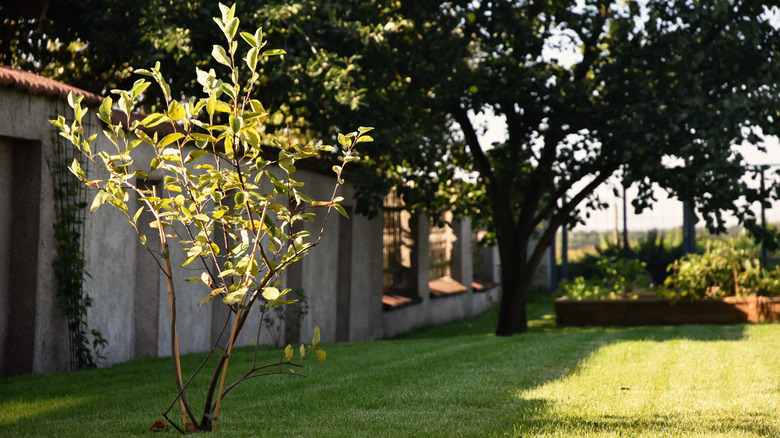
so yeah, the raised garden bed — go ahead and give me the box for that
[555,295,780,326]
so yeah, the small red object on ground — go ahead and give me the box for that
[149,420,169,432]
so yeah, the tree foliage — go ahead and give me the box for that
[12,1,780,336]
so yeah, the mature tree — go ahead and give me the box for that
[7,0,779,336]
[338,0,780,335]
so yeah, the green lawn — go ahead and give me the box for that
[2,299,779,437]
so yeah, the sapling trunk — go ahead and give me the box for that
[154,193,197,427]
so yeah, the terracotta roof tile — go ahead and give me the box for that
[0,65,102,106]
[429,277,468,298]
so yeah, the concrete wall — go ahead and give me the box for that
[0,80,550,376]
[0,89,72,376]
[0,139,11,375]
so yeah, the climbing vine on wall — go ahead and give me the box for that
[50,109,106,370]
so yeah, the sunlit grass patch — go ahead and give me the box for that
[514,324,780,437]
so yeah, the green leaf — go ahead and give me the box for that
[98,97,113,123]
[333,204,349,218]
[132,206,144,224]
[312,326,320,347]
[130,79,150,99]
[212,45,232,67]
[185,149,208,164]
[89,190,107,213]
[69,159,88,180]
[219,2,235,23]
[262,49,286,57]
[223,17,239,41]
[214,347,230,358]
[262,287,280,301]
[183,254,199,267]
[206,93,216,117]
[140,113,168,128]
[246,47,259,70]
[220,83,237,100]
[240,31,258,47]
[229,114,243,133]
[112,92,127,116]
[242,128,261,147]
[279,150,296,174]
[134,128,155,145]
[167,100,187,121]
[190,132,217,142]
[223,286,248,305]
[356,135,373,143]
[337,133,350,147]
[214,100,232,113]
[269,299,298,308]
[67,91,81,110]
[158,132,185,148]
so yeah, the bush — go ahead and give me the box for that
[662,240,780,301]
[557,256,652,300]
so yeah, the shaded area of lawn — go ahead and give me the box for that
[2,294,779,437]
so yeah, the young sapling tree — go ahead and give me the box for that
[52,3,371,432]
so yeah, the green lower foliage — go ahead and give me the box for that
[664,240,780,301]
[560,239,780,302]
[557,257,652,300]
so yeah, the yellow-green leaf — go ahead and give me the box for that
[283,344,293,362]
[262,287,280,301]
[334,204,349,218]
[262,48,286,57]
[314,347,326,362]
[98,96,113,123]
[212,45,231,67]
[313,326,320,347]
[185,149,208,164]
[206,93,216,117]
[167,100,187,121]
[337,133,350,147]
[159,132,185,148]
[140,113,168,127]
[240,31,258,47]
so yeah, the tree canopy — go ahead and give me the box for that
[6,0,780,335]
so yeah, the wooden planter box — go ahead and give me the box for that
[555,295,780,326]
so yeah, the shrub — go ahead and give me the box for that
[662,240,780,301]
[557,256,652,300]
[52,3,370,432]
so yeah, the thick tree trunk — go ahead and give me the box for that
[495,251,531,336]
